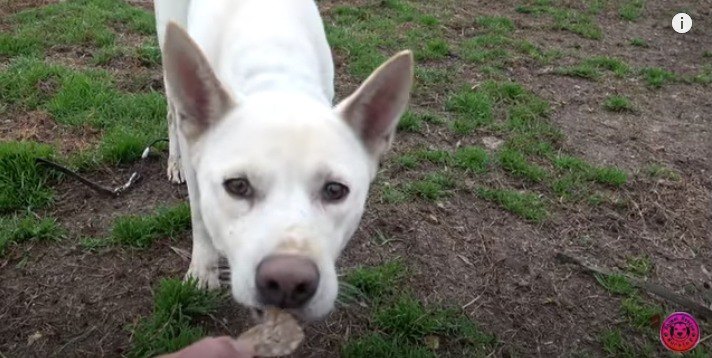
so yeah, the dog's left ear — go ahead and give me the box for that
[162,21,235,142]
[335,50,414,159]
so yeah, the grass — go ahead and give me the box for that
[497,148,547,182]
[406,172,455,201]
[0,0,154,58]
[557,56,630,80]
[0,214,64,256]
[552,155,627,198]
[517,3,602,40]
[0,141,57,213]
[342,262,496,357]
[127,278,226,357]
[594,274,634,295]
[476,16,515,34]
[644,164,680,181]
[110,203,191,248]
[626,256,652,277]
[344,260,406,300]
[640,67,676,88]
[603,95,634,112]
[630,38,648,47]
[447,87,494,135]
[0,57,167,166]
[453,146,489,173]
[619,0,646,21]
[476,188,547,222]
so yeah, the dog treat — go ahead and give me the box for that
[236,308,304,357]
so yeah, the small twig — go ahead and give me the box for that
[556,252,712,321]
[36,158,141,197]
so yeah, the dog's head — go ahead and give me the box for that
[162,23,413,320]
[671,323,690,339]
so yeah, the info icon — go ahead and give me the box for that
[672,13,692,34]
[660,312,700,353]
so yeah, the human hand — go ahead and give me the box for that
[157,336,255,358]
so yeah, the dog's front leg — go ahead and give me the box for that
[183,158,220,290]
[165,89,185,184]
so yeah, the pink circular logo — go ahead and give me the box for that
[660,312,700,353]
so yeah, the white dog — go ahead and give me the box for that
[153,0,413,320]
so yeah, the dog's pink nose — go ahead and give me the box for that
[255,254,319,309]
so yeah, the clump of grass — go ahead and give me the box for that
[127,278,226,357]
[0,141,57,213]
[476,16,515,34]
[599,329,640,357]
[553,155,627,190]
[594,274,634,295]
[111,203,191,248]
[629,38,648,47]
[626,256,652,277]
[520,4,601,40]
[558,56,629,79]
[398,111,443,132]
[380,185,409,204]
[619,0,645,21]
[414,149,452,166]
[477,188,547,222]
[497,148,548,183]
[417,39,450,61]
[395,154,420,170]
[603,95,634,112]
[344,260,406,300]
[343,333,435,358]
[447,88,493,135]
[406,172,455,201]
[453,146,489,173]
[640,67,676,88]
[0,215,64,256]
[644,164,680,181]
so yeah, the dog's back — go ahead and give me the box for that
[154,0,335,104]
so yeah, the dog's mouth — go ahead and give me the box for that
[250,307,308,324]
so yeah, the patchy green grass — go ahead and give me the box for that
[0,141,57,213]
[603,95,634,112]
[594,274,635,296]
[599,329,640,357]
[110,203,191,248]
[497,148,547,183]
[517,3,602,40]
[447,87,494,135]
[476,16,515,34]
[552,155,627,197]
[0,0,154,58]
[326,1,447,79]
[558,56,630,79]
[0,214,64,256]
[644,164,680,181]
[414,149,452,166]
[620,295,662,329]
[380,185,409,204]
[626,256,652,277]
[406,172,455,201]
[0,57,167,166]
[640,67,676,88]
[398,111,444,133]
[629,38,648,47]
[127,278,226,358]
[476,188,547,222]
[453,146,489,173]
[619,0,646,21]
[344,260,406,301]
[342,262,496,357]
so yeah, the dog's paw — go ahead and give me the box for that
[167,157,185,184]
[185,265,221,290]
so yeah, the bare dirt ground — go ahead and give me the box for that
[0,0,711,357]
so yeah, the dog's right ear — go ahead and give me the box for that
[162,21,235,141]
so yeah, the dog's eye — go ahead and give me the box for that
[224,178,254,198]
[322,182,349,202]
